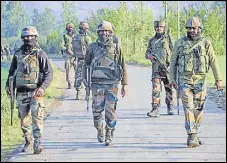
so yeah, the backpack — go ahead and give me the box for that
[72,34,87,59]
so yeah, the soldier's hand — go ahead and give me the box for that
[67,50,74,55]
[121,85,127,97]
[147,54,155,61]
[33,87,45,97]
[5,86,11,98]
[170,82,178,90]
[215,80,223,91]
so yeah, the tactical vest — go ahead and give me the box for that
[177,36,209,75]
[150,36,171,72]
[91,40,123,81]
[15,49,40,89]
[72,34,88,59]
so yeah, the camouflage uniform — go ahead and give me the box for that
[84,21,128,146]
[169,17,223,148]
[145,21,174,117]
[61,23,76,89]
[5,26,53,154]
[72,21,92,99]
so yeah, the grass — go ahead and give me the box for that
[1,59,66,161]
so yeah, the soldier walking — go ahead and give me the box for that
[145,20,175,117]
[84,21,128,146]
[5,26,53,154]
[169,17,223,148]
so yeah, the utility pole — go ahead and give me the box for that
[177,1,180,39]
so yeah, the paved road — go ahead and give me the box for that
[9,60,226,162]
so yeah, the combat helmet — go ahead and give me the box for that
[96,21,114,32]
[66,23,74,30]
[185,16,203,29]
[21,26,39,38]
[154,21,165,28]
[79,21,89,29]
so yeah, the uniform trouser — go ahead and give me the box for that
[152,77,174,108]
[74,59,85,91]
[16,91,45,139]
[180,83,206,134]
[63,55,77,84]
[91,83,118,130]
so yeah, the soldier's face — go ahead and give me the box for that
[186,27,199,37]
[98,30,111,41]
[22,35,35,41]
[155,26,164,33]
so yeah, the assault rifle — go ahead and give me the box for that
[9,76,15,126]
[84,65,91,111]
[150,53,168,74]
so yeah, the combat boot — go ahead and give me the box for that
[147,108,160,117]
[105,128,114,146]
[187,133,200,148]
[97,125,104,143]
[167,104,174,115]
[197,137,204,145]
[33,139,43,154]
[22,136,33,152]
[68,82,72,89]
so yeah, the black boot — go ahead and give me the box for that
[22,136,33,152]
[33,139,43,154]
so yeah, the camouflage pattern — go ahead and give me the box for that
[61,33,77,85]
[96,21,114,32]
[169,33,222,136]
[15,49,40,89]
[152,78,174,107]
[186,16,203,29]
[16,91,45,140]
[79,21,89,29]
[179,82,206,134]
[66,23,74,30]
[21,26,39,38]
[145,31,174,110]
[74,59,85,90]
[91,83,118,130]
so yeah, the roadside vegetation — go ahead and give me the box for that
[1,59,66,161]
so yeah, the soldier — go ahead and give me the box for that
[1,44,4,60]
[61,23,76,89]
[169,16,223,148]
[72,21,92,100]
[84,21,128,146]
[145,20,175,117]
[5,26,53,154]
[4,43,11,60]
